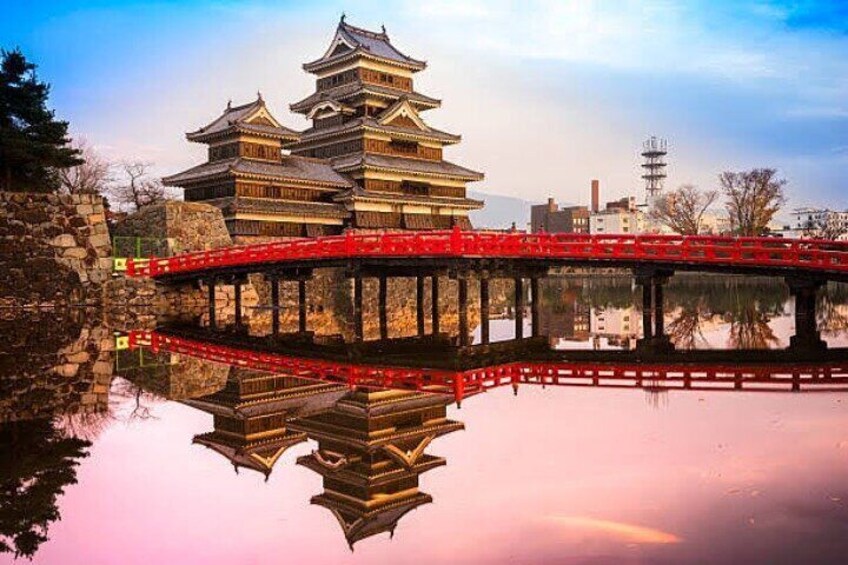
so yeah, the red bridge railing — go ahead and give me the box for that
[126,228,848,278]
[127,331,848,403]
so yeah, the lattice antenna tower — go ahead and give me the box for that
[641,136,668,201]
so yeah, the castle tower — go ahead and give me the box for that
[290,389,464,547]
[183,369,348,478]
[163,95,353,242]
[287,17,485,230]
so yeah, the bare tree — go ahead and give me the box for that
[801,213,848,241]
[649,184,718,235]
[720,168,786,236]
[107,161,170,211]
[56,138,112,195]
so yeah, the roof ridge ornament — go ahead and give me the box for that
[340,12,345,24]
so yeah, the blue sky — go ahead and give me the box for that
[3,1,847,214]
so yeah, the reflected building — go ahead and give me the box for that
[290,389,463,548]
[184,369,348,477]
[590,306,640,349]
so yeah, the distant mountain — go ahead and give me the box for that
[469,191,534,230]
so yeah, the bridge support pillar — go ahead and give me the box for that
[515,277,524,340]
[233,279,243,329]
[530,276,540,338]
[458,276,469,346]
[269,274,280,336]
[480,275,490,345]
[431,275,440,336]
[353,272,363,342]
[634,268,674,353]
[207,278,217,330]
[298,277,308,335]
[416,275,425,337]
[786,276,826,352]
[379,275,388,341]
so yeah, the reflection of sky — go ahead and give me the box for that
[3,1,847,210]
[37,374,848,563]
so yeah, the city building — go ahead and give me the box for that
[166,17,484,239]
[589,197,645,235]
[779,208,848,240]
[530,199,589,233]
[591,306,640,350]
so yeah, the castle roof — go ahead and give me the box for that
[290,82,441,114]
[331,152,484,182]
[186,95,301,143]
[163,156,354,188]
[304,19,427,73]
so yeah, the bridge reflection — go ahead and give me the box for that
[118,326,847,548]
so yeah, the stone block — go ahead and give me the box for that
[93,360,113,375]
[76,204,93,215]
[65,351,90,363]
[63,247,88,259]
[55,363,79,377]
[89,233,111,248]
[52,234,77,247]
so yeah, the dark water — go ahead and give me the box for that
[2,276,848,564]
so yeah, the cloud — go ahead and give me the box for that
[546,515,682,544]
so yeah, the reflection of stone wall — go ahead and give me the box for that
[121,356,229,401]
[0,192,111,306]
[0,311,114,423]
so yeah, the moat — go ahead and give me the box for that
[2,275,848,563]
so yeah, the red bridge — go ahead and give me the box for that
[126,228,845,352]
[127,330,848,404]
[128,228,848,280]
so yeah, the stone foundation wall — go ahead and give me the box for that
[0,310,114,423]
[0,192,112,306]
[112,200,233,254]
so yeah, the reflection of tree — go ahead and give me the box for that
[819,283,848,336]
[728,304,780,349]
[0,420,90,560]
[667,304,710,350]
[110,379,158,422]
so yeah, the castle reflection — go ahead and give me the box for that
[2,277,848,555]
[114,322,848,548]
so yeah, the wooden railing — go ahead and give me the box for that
[127,227,848,278]
[127,330,848,402]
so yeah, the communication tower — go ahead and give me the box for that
[641,136,668,201]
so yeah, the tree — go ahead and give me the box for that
[720,168,786,236]
[56,138,111,195]
[0,48,82,192]
[0,419,90,560]
[649,184,718,235]
[107,161,169,211]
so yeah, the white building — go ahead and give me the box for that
[590,306,640,349]
[589,198,646,235]
[782,208,848,240]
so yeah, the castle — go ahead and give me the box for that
[164,17,484,242]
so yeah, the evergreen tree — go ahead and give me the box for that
[0,48,82,192]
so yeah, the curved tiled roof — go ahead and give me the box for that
[163,156,354,188]
[294,117,460,146]
[290,82,441,114]
[331,152,484,181]
[186,97,300,143]
[304,20,427,72]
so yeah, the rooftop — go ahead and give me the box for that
[186,95,301,143]
[304,17,427,73]
[163,156,354,188]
